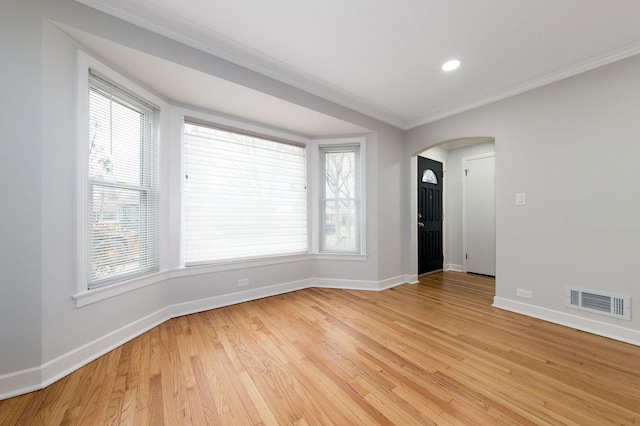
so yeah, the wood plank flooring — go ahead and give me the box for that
[1,272,639,425]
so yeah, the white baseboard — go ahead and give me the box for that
[0,307,170,401]
[493,297,640,347]
[444,264,463,272]
[312,275,409,291]
[405,274,419,285]
[375,276,400,290]
[170,278,312,317]
[0,275,412,400]
[40,307,171,390]
[0,366,42,401]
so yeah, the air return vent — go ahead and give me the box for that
[565,287,631,320]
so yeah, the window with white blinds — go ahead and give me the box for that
[87,71,159,289]
[184,120,307,265]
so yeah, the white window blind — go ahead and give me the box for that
[320,145,360,253]
[87,71,159,288]
[184,120,307,265]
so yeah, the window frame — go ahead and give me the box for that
[314,137,366,256]
[76,51,164,294]
[181,115,310,267]
[175,108,312,268]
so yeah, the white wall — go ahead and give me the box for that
[406,54,640,345]
[1,0,406,399]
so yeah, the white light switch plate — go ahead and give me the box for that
[515,193,526,205]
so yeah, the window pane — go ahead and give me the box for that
[89,89,143,186]
[325,151,355,198]
[422,169,438,184]
[88,184,150,283]
[184,122,307,264]
[323,200,358,252]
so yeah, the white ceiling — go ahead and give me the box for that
[60,24,370,137]
[75,0,640,130]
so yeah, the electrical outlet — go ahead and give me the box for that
[517,289,533,299]
[238,278,250,287]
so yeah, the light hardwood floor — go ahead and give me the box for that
[1,272,639,425]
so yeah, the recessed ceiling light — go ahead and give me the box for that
[442,59,461,72]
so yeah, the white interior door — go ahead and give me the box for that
[463,154,495,276]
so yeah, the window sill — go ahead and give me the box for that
[174,252,367,278]
[175,253,311,278]
[72,271,169,308]
[311,253,368,261]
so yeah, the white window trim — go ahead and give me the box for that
[72,74,367,307]
[72,271,168,308]
[75,50,167,299]
[311,136,367,256]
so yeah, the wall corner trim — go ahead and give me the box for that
[444,264,463,272]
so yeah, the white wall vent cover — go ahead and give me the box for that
[565,287,631,320]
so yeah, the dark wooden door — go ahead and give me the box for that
[418,156,443,275]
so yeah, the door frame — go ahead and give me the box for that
[411,155,447,278]
[462,152,495,273]
[417,156,444,275]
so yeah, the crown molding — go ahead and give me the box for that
[75,1,640,132]
[405,34,640,129]
[74,0,406,129]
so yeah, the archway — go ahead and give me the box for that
[410,137,496,282]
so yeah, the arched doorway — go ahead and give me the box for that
[411,137,496,280]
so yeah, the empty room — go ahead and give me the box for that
[1,1,639,424]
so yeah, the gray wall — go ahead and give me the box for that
[406,53,640,341]
[0,0,44,377]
